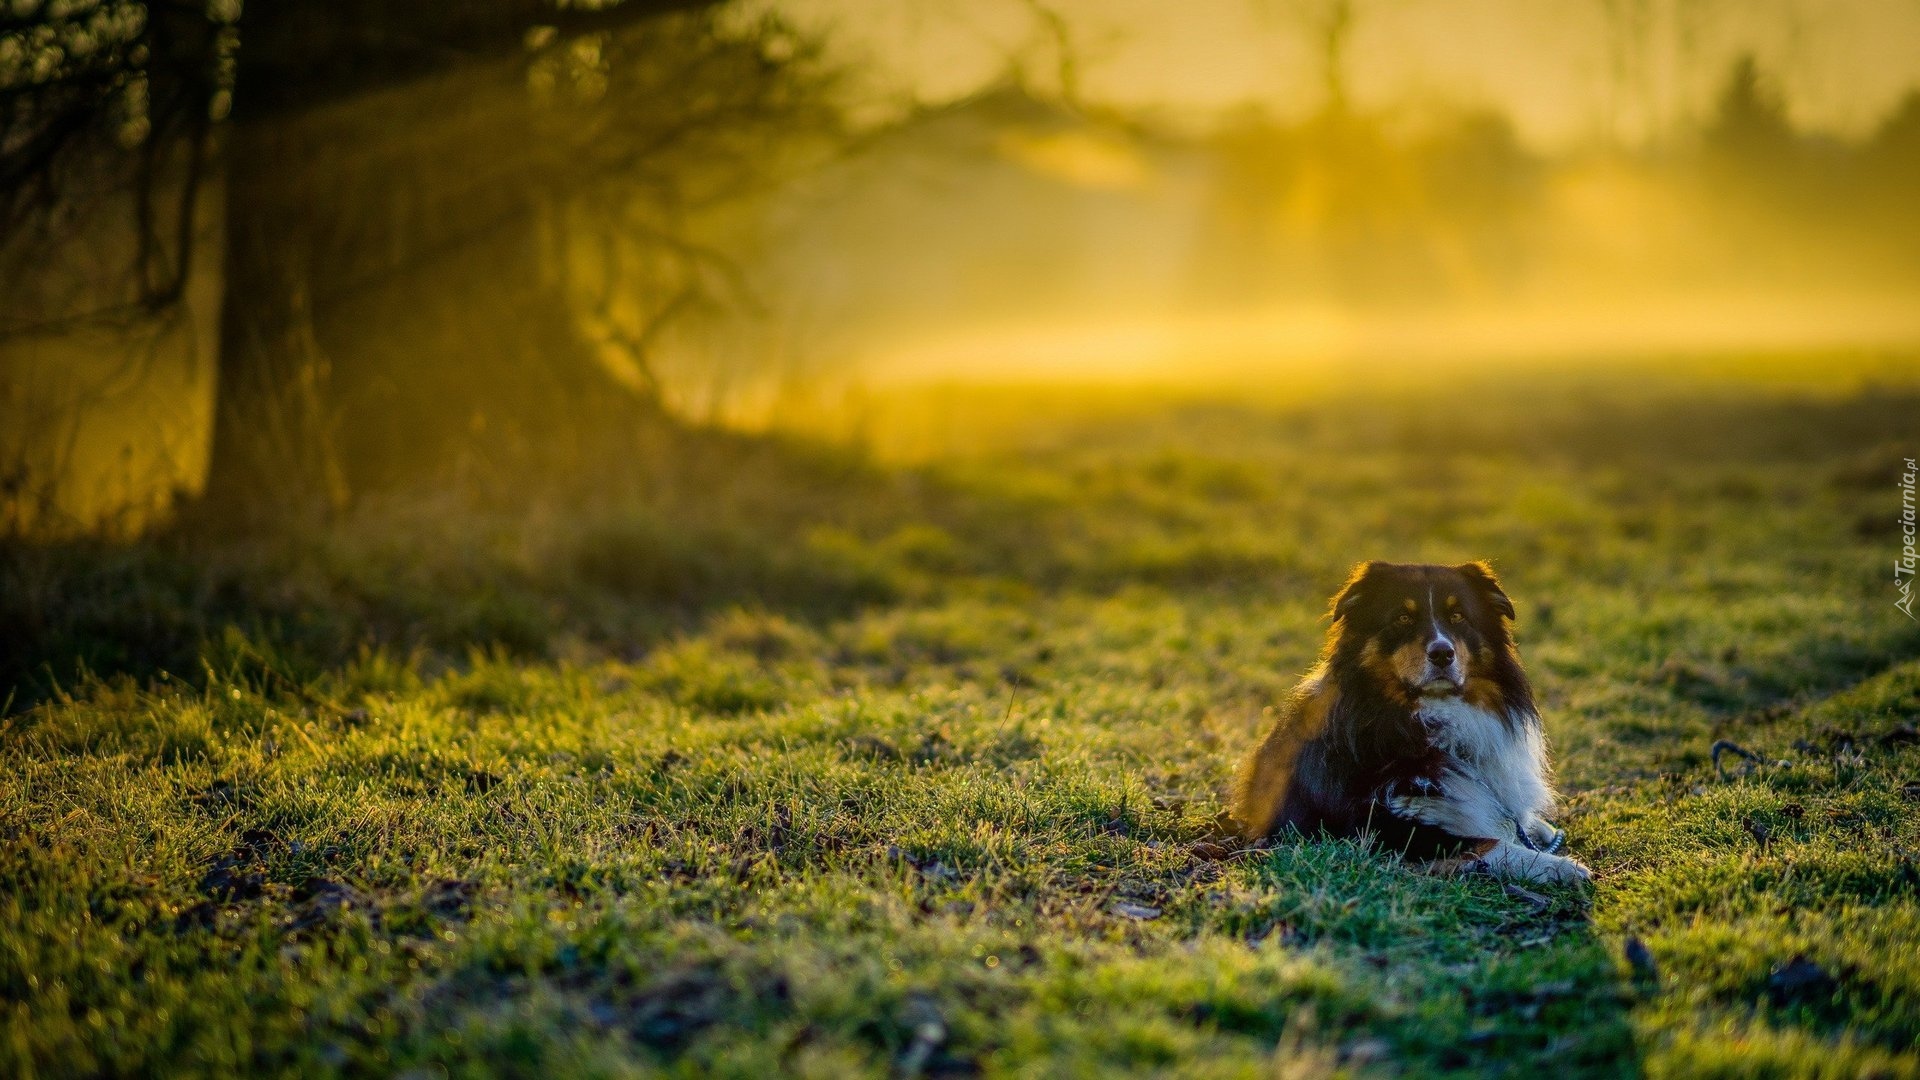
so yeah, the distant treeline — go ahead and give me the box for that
[2,3,1917,538]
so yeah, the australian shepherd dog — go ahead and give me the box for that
[1230,561,1590,883]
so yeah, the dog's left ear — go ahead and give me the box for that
[1456,561,1515,620]
[1328,560,1387,624]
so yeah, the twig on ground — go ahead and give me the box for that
[1710,739,1765,780]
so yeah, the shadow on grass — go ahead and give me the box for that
[7,375,1916,719]
[0,422,914,710]
[1237,838,1644,1075]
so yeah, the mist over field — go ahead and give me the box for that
[7,0,1920,528]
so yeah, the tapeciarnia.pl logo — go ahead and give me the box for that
[1899,456,1917,620]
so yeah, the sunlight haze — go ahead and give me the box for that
[778,0,1920,145]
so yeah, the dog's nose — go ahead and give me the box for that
[1427,642,1455,667]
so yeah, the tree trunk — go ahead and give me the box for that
[197,56,638,525]
[195,2,708,526]
[198,114,350,525]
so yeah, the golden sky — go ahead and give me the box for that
[775,0,1920,145]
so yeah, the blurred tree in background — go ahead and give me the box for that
[7,2,1920,538]
[0,0,229,324]
[1,1,838,526]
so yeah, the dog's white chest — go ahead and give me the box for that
[1416,697,1552,815]
[1416,698,1521,764]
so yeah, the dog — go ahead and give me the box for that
[1229,561,1590,883]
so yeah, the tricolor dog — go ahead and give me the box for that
[1230,561,1590,883]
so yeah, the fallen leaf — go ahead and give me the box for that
[287,878,368,931]
[1767,955,1838,1004]
[1624,936,1658,984]
[1879,724,1920,748]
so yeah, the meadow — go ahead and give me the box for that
[4,357,1920,1078]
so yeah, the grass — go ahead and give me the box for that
[4,357,1920,1077]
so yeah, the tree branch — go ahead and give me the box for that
[232,0,719,119]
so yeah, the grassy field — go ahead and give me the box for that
[5,358,1920,1078]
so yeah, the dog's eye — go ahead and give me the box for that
[1396,613,1413,625]
[1449,612,1465,624]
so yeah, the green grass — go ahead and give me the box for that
[4,360,1920,1077]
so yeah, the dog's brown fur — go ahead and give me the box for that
[1230,561,1589,882]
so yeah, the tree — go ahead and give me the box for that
[2,1,837,527]
[0,1,233,334]
[1705,53,1794,162]
[1253,0,1359,113]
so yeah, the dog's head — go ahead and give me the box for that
[1323,560,1524,710]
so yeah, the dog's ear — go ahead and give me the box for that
[1456,560,1515,620]
[1328,561,1387,623]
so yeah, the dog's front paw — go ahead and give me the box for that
[1483,842,1591,884]
[1536,852,1591,883]
[1520,815,1565,854]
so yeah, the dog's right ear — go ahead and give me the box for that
[1455,560,1515,620]
[1328,561,1386,623]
